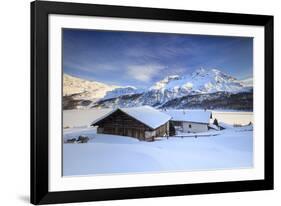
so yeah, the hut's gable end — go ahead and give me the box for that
[93,108,171,140]
[93,109,156,140]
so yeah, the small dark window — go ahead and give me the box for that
[189,124,192,128]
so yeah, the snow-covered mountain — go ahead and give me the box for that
[63,69,253,110]
[91,68,253,110]
[132,68,250,106]
[150,68,247,94]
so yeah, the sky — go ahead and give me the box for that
[63,29,253,89]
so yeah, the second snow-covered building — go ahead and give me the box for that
[165,110,212,133]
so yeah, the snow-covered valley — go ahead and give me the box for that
[63,109,253,176]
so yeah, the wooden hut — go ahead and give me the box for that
[91,106,171,141]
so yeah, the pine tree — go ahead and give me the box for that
[213,118,219,126]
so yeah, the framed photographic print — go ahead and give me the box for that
[31,0,274,204]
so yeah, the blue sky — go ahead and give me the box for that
[63,29,253,89]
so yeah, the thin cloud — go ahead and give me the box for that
[126,64,165,82]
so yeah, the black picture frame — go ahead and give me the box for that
[31,0,274,205]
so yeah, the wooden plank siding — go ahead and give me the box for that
[93,109,170,141]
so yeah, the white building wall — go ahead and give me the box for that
[182,122,208,133]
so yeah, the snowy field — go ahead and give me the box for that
[63,126,253,176]
[212,111,253,125]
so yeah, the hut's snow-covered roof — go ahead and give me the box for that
[165,110,212,124]
[91,106,171,129]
